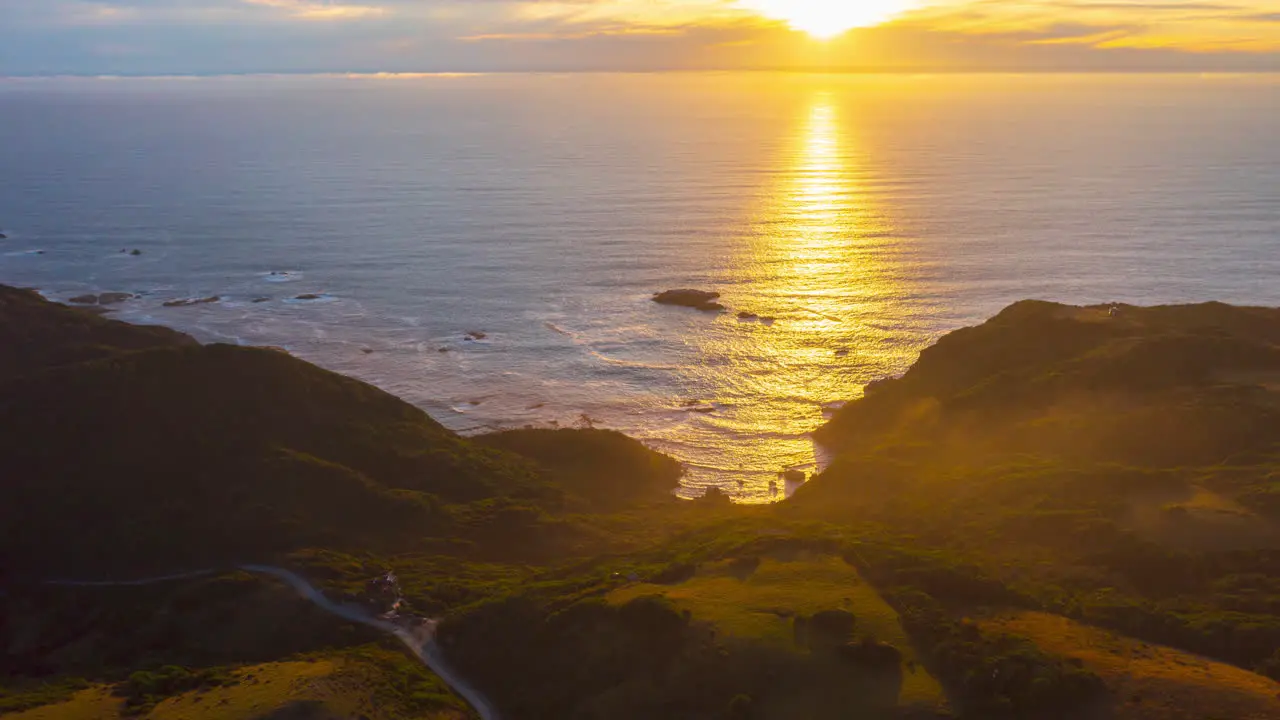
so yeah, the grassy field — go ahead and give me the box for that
[608,553,947,711]
[980,611,1280,720]
[2,651,470,720]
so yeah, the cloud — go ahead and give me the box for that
[242,0,387,20]
[0,0,1278,74]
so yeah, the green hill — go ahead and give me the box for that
[0,286,197,379]
[474,428,684,511]
[797,300,1280,693]
[817,300,1280,466]
[9,289,1280,720]
[0,287,570,577]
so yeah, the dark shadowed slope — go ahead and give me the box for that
[474,428,683,511]
[0,287,553,577]
[0,285,196,380]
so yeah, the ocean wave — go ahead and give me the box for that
[543,321,573,337]
[585,349,678,371]
[800,307,843,322]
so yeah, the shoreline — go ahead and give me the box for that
[31,286,841,503]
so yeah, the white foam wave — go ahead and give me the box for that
[585,349,678,371]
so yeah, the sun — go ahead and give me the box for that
[741,0,920,38]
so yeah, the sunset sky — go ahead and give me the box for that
[2,0,1279,75]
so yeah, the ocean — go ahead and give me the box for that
[1,72,1277,501]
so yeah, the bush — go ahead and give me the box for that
[116,665,233,712]
[726,693,753,719]
[838,639,902,669]
[649,561,698,585]
[806,610,857,652]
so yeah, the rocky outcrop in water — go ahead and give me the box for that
[163,296,220,308]
[69,292,137,306]
[653,289,725,312]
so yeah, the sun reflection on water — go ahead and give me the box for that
[680,90,924,502]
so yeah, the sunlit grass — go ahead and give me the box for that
[2,653,465,720]
[980,612,1280,720]
[608,555,945,709]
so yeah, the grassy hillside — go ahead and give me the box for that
[796,300,1280,702]
[607,554,948,712]
[2,649,470,720]
[979,612,1280,720]
[0,285,698,719]
[0,286,196,380]
[0,340,556,576]
[0,286,697,577]
[475,428,684,511]
[816,301,1280,466]
[9,290,1280,720]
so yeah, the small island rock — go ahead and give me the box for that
[98,292,136,305]
[653,289,725,312]
[163,296,220,308]
[294,294,323,301]
[69,292,137,306]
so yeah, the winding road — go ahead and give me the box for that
[47,565,499,720]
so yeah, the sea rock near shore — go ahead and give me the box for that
[163,296,220,308]
[69,292,138,306]
[863,378,895,397]
[653,289,725,312]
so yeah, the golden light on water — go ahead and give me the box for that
[740,0,920,38]
[686,88,919,502]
